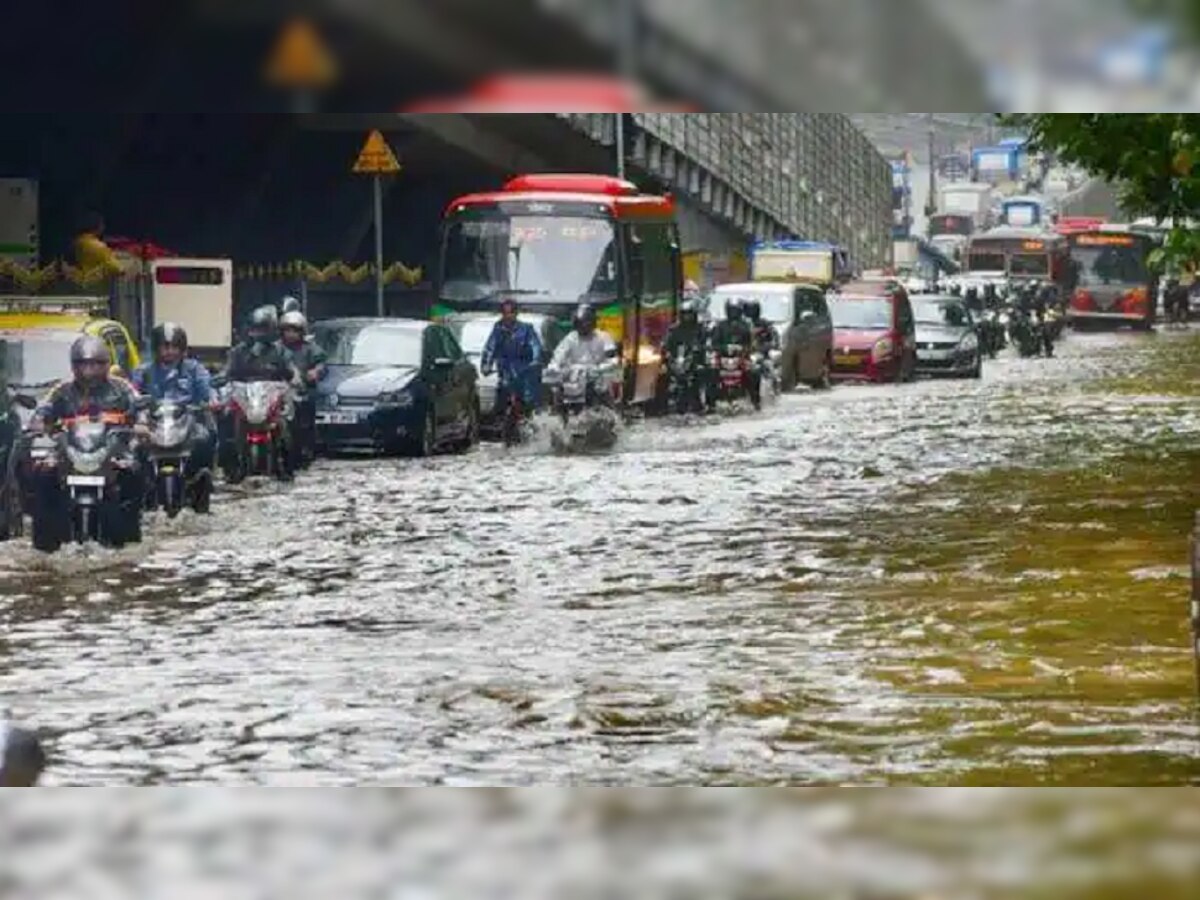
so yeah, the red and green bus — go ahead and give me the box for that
[434,174,680,405]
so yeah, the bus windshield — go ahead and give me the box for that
[1072,245,1149,288]
[1009,253,1050,276]
[440,214,618,305]
[968,251,1007,272]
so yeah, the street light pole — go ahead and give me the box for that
[615,0,637,180]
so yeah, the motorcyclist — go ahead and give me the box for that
[279,310,327,466]
[31,336,144,536]
[743,299,778,405]
[708,299,753,351]
[480,297,544,415]
[1164,277,1188,324]
[131,323,217,510]
[224,306,297,383]
[220,306,299,477]
[0,719,46,786]
[662,297,711,411]
[963,286,983,317]
[547,304,620,407]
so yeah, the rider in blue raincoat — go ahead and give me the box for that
[480,298,544,412]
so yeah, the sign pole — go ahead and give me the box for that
[373,174,385,317]
[351,129,402,319]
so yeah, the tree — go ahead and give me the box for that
[1005,114,1200,272]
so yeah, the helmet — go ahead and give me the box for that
[725,299,743,320]
[280,295,302,315]
[742,299,762,322]
[573,303,597,335]
[280,310,307,333]
[70,335,111,387]
[151,322,188,353]
[248,306,279,344]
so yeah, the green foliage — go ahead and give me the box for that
[1003,114,1200,272]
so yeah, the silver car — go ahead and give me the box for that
[444,312,564,422]
[911,295,982,379]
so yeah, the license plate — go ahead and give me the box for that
[834,354,859,366]
[67,475,106,488]
[316,411,361,426]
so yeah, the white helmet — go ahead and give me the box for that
[280,310,307,332]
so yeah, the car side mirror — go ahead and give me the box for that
[13,393,38,411]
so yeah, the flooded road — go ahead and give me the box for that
[2,330,1199,786]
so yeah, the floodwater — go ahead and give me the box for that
[2,330,1199,788]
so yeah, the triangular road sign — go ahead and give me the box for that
[265,18,337,89]
[353,130,402,175]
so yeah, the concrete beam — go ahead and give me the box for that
[394,113,553,174]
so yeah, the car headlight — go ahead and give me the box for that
[958,333,979,352]
[871,338,894,362]
[378,390,414,408]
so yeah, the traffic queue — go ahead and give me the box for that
[4,198,1168,557]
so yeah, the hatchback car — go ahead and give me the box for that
[827,281,917,383]
[911,295,982,378]
[443,311,566,429]
[707,282,834,389]
[311,318,479,457]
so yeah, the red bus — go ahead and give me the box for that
[1065,228,1157,330]
[435,173,681,406]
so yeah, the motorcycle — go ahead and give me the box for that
[545,362,620,452]
[496,368,535,447]
[750,346,783,404]
[979,309,1007,359]
[145,401,211,518]
[712,343,753,408]
[28,412,142,552]
[220,381,294,483]
[1008,308,1048,358]
[666,344,707,415]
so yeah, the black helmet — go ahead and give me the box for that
[725,299,743,321]
[0,722,46,787]
[249,306,279,344]
[573,303,597,335]
[70,335,111,387]
[742,299,762,323]
[151,322,188,353]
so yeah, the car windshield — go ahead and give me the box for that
[313,325,424,367]
[440,215,618,304]
[1072,245,1148,288]
[829,298,892,329]
[709,290,791,325]
[0,333,75,387]
[913,299,970,328]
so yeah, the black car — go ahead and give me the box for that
[310,318,480,456]
[0,341,24,539]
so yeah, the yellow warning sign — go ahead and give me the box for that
[264,18,337,89]
[353,130,402,175]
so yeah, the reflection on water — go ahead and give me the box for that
[1,331,1198,789]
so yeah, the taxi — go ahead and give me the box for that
[0,298,141,403]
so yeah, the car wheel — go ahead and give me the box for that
[457,397,480,453]
[806,352,832,390]
[408,408,437,458]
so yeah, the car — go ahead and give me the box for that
[0,341,24,540]
[442,311,567,430]
[827,280,917,383]
[310,318,479,457]
[707,282,834,389]
[910,294,982,378]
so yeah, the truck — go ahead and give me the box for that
[937,182,994,232]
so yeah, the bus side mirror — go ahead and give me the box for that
[628,245,646,298]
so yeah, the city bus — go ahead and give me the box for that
[434,174,680,406]
[749,240,853,289]
[966,227,1073,294]
[1064,227,1157,330]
